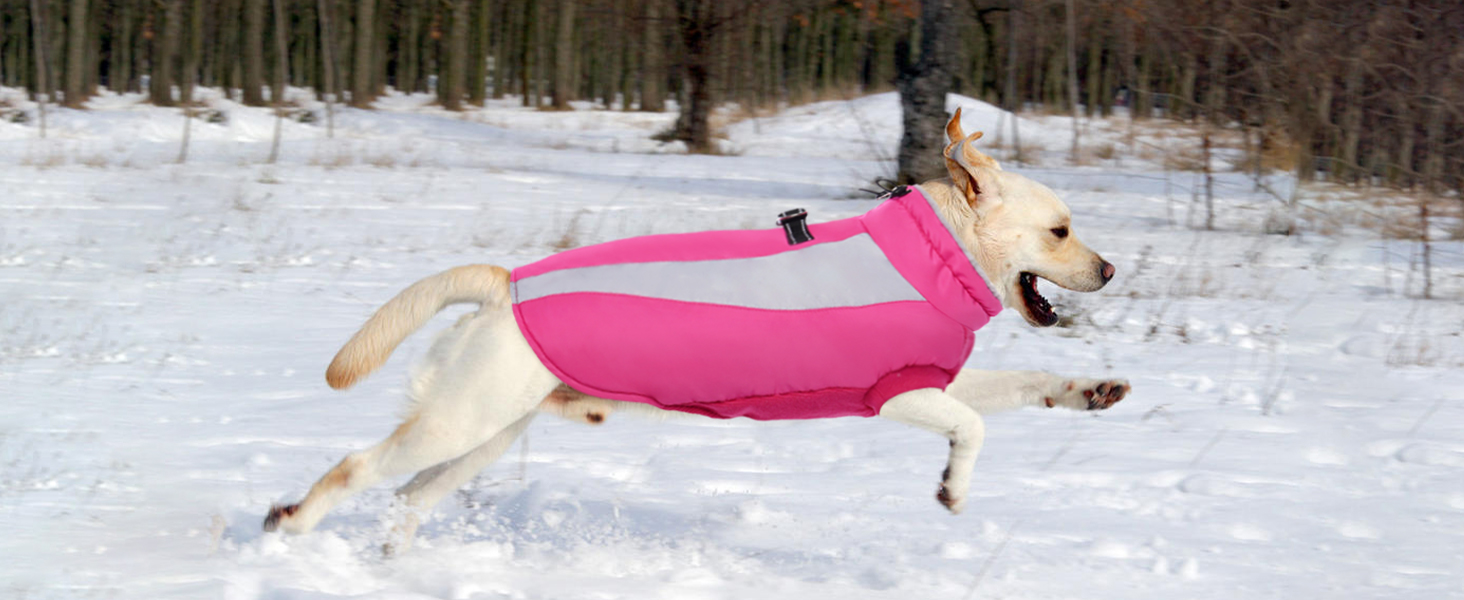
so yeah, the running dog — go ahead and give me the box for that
[263,108,1129,549]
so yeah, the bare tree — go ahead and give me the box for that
[896,0,959,183]
[150,0,181,106]
[551,0,575,109]
[669,0,717,152]
[639,0,665,111]
[268,0,289,163]
[178,0,204,163]
[242,0,266,105]
[318,0,338,137]
[440,0,470,110]
[30,0,53,137]
[1004,1,1023,164]
[1064,0,1079,163]
[351,0,375,108]
[63,0,87,107]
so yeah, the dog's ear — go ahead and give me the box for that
[946,107,968,145]
[943,109,1002,209]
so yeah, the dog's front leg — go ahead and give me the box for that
[946,369,1130,415]
[879,388,985,514]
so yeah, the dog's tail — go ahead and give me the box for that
[325,264,512,390]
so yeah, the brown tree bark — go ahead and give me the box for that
[114,0,134,93]
[550,0,574,109]
[896,0,958,184]
[672,0,714,152]
[242,0,266,105]
[399,0,419,93]
[180,0,202,105]
[639,0,664,111]
[440,0,469,110]
[468,0,491,105]
[30,0,52,136]
[350,0,374,107]
[267,0,289,163]
[63,0,87,107]
[318,0,338,135]
[150,0,180,107]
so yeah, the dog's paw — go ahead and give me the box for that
[937,483,966,514]
[262,503,298,533]
[936,466,968,514]
[1045,379,1130,411]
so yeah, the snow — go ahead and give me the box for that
[3,88,1463,599]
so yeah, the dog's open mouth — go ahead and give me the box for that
[1020,272,1059,327]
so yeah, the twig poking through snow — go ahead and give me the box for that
[1190,428,1228,468]
[208,514,227,555]
[1042,431,1085,471]
[1408,398,1446,436]
[962,522,1020,600]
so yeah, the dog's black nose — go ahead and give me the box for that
[1099,261,1116,283]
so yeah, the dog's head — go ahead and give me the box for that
[938,108,1114,327]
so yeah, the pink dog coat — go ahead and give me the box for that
[511,187,1002,420]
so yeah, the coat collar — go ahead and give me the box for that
[860,187,1003,331]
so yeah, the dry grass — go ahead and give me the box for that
[1161,145,1207,171]
[1258,130,1302,173]
[308,149,355,170]
[0,95,28,124]
[551,210,588,250]
[21,149,66,169]
[366,153,397,169]
[1387,334,1443,367]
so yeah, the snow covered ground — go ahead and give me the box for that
[3,89,1463,599]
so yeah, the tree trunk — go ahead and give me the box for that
[521,0,537,106]
[896,0,958,184]
[151,0,180,106]
[468,0,490,105]
[63,0,86,107]
[268,0,289,163]
[1004,2,1022,163]
[441,0,468,110]
[297,7,314,89]
[399,0,418,93]
[1133,44,1150,120]
[318,0,337,136]
[492,0,507,98]
[550,0,574,109]
[30,0,50,137]
[672,0,715,153]
[1065,0,1079,163]
[1338,60,1362,183]
[350,0,374,107]
[639,0,664,111]
[115,0,133,93]
[1085,25,1101,118]
[242,0,265,105]
[217,0,240,99]
[180,0,202,105]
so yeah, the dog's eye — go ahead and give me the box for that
[1050,226,1069,239]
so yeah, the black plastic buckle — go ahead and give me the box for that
[878,184,912,200]
[777,208,814,245]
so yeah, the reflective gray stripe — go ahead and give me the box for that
[514,233,924,310]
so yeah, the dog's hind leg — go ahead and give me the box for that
[264,311,559,535]
[384,411,538,554]
[879,388,986,515]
